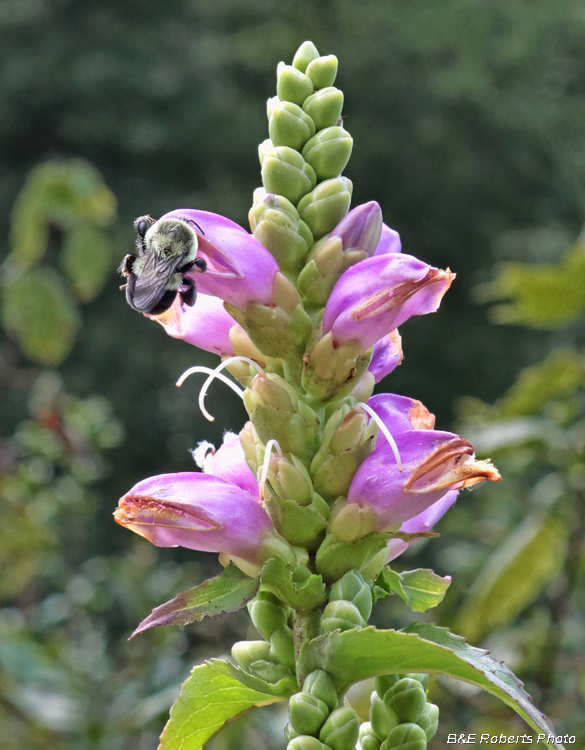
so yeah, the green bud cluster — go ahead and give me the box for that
[321,569,372,632]
[359,675,438,750]
[287,668,358,750]
[256,38,353,271]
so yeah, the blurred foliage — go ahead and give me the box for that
[1,160,117,365]
[2,0,585,747]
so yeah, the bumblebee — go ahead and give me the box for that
[120,215,207,315]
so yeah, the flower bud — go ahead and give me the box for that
[285,722,300,742]
[297,177,353,240]
[248,592,289,640]
[270,100,316,151]
[302,669,338,713]
[289,692,330,736]
[250,659,295,684]
[384,678,427,723]
[310,406,377,501]
[301,333,370,402]
[321,600,365,632]
[243,373,320,461]
[259,137,274,165]
[249,191,313,278]
[415,703,439,742]
[258,534,299,568]
[306,55,338,89]
[362,732,382,750]
[381,723,427,750]
[262,146,317,205]
[374,675,402,701]
[405,673,428,692]
[277,64,314,106]
[329,569,372,621]
[302,126,353,181]
[269,624,296,670]
[293,41,320,73]
[370,694,400,740]
[231,640,271,671]
[268,453,314,506]
[303,88,344,130]
[288,737,329,750]
[263,483,330,549]
[318,707,359,750]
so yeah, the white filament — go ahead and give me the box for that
[258,439,283,500]
[197,357,265,422]
[355,401,403,471]
[176,366,244,421]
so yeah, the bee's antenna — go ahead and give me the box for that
[184,218,205,236]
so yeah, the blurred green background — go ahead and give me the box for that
[2,1,585,747]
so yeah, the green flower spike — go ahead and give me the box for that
[318,707,360,750]
[302,126,353,181]
[249,190,313,279]
[297,176,353,239]
[262,146,317,205]
[380,724,427,750]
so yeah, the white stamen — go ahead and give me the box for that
[258,439,283,500]
[176,366,244,421]
[191,440,215,469]
[355,401,403,471]
[197,357,265,422]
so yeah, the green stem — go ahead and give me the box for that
[293,609,320,688]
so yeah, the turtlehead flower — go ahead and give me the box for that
[114,470,273,565]
[345,392,501,531]
[152,293,237,357]
[200,431,259,496]
[160,209,280,309]
[322,253,455,354]
[374,222,402,255]
[330,201,382,257]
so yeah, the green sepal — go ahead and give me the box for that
[270,100,316,151]
[302,126,353,181]
[231,640,271,671]
[130,563,259,637]
[302,669,339,713]
[373,567,451,612]
[315,532,388,584]
[248,659,296,685]
[262,146,317,205]
[292,41,320,73]
[159,658,294,750]
[321,600,365,633]
[318,707,359,750]
[384,678,427,723]
[289,692,330,736]
[381,723,427,750]
[248,595,289,640]
[270,625,296,671]
[260,557,327,614]
[263,486,329,549]
[288,736,329,750]
[415,703,439,742]
[374,674,402,701]
[329,569,373,621]
[306,55,338,90]
[370,694,400,740]
[303,88,344,130]
[297,177,353,240]
[277,64,314,106]
[285,722,300,742]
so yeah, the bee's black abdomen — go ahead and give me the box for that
[145,289,178,315]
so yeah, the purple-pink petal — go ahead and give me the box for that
[323,253,455,353]
[387,490,459,561]
[114,472,273,563]
[368,392,435,435]
[330,201,382,256]
[368,331,403,382]
[152,293,237,356]
[160,209,279,309]
[374,223,402,255]
[203,433,260,497]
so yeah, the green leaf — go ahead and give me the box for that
[131,564,259,638]
[374,568,451,612]
[60,224,114,303]
[159,658,295,750]
[1,267,80,365]
[298,625,561,745]
[260,557,326,613]
[455,514,567,642]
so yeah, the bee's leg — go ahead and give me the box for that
[180,278,197,307]
[119,254,136,277]
[125,272,137,308]
[133,215,155,253]
[178,257,207,274]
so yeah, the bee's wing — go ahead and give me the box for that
[131,253,183,312]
